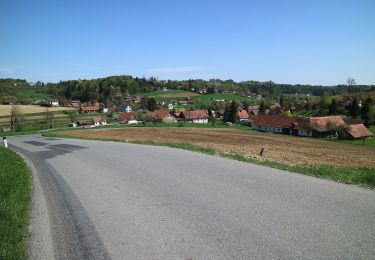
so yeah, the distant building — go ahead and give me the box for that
[177,110,209,123]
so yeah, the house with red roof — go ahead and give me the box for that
[177,110,209,123]
[252,114,298,135]
[339,124,374,140]
[236,109,249,121]
[118,112,138,124]
[152,110,177,123]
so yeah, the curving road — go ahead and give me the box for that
[8,135,375,260]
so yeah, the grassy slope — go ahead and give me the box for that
[44,129,375,188]
[0,147,31,260]
[192,93,250,103]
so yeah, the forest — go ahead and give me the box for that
[1,76,374,106]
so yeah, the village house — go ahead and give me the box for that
[152,110,177,123]
[92,116,107,126]
[79,103,99,113]
[252,114,298,134]
[237,109,249,121]
[339,124,374,140]
[118,112,138,124]
[309,116,346,137]
[177,110,209,123]
[78,116,106,127]
[252,114,372,140]
[70,100,81,108]
[247,105,260,119]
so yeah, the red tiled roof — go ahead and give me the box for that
[237,109,249,119]
[152,110,170,120]
[80,106,99,112]
[310,116,345,128]
[92,116,105,123]
[118,112,135,123]
[345,124,374,139]
[178,110,208,119]
[252,114,297,128]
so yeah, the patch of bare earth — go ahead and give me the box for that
[57,128,375,168]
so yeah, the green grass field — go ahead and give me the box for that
[192,93,251,103]
[0,147,31,260]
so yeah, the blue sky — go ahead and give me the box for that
[0,0,374,85]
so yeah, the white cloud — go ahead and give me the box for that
[148,66,207,74]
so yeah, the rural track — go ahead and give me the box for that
[8,134,375,260]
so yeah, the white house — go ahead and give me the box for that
[46,99,59,107]
[92,117,107,126]
[168,103,174,110]
[177,110,209,124]
[125,106,132,113]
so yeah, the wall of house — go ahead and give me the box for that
[192,118,208,123]
[252,125,282,133]
[298,130,312,137]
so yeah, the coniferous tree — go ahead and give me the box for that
[349,98,360,118]
[279,94,284,108]
[147,97,158,111]
[361,97,372,122]
[329,98,338,115]
[259,101,266,115]
[229,100,238,123]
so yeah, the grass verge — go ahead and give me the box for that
[43,132,375,188]
[0,147,31,260]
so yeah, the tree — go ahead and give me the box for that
[134,110,152,126]
[326,120,339,138]
[230,101,239,123]
[208,108,216,126]
[147,97,158,111]
[259,101,266,115]
[347,77,356,86]
[242,99,252,112]
[66,110,78,123]
[223,102,230,122]
[45,108,54,129]
[329,98,338,115]
[10,105,23,132]
[369,104,375,125]
[360,97,372,122]
[347,77,356,93]
[279,94,284,108]
[349,98,360,118]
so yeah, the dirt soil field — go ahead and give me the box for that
[55,128,375,168]
[159,92,200,98]
[0,105,76,116]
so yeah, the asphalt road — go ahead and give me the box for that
[8,134,375,260]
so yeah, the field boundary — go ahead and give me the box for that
[42,132,375,189]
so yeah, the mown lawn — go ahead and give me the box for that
[0,147,31,260]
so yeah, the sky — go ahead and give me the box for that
[0,0,374,85]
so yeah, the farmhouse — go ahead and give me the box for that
[152,110,177,123]
[252,114,297,134]
[80,103,99,113]
[177,110,209,123]
[237,109,249,121]
[339,124,374,140]
[92,116,107,126]
[309,116,346,137]
[118,112,138,124]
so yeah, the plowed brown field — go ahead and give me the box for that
[56,128,375,168]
